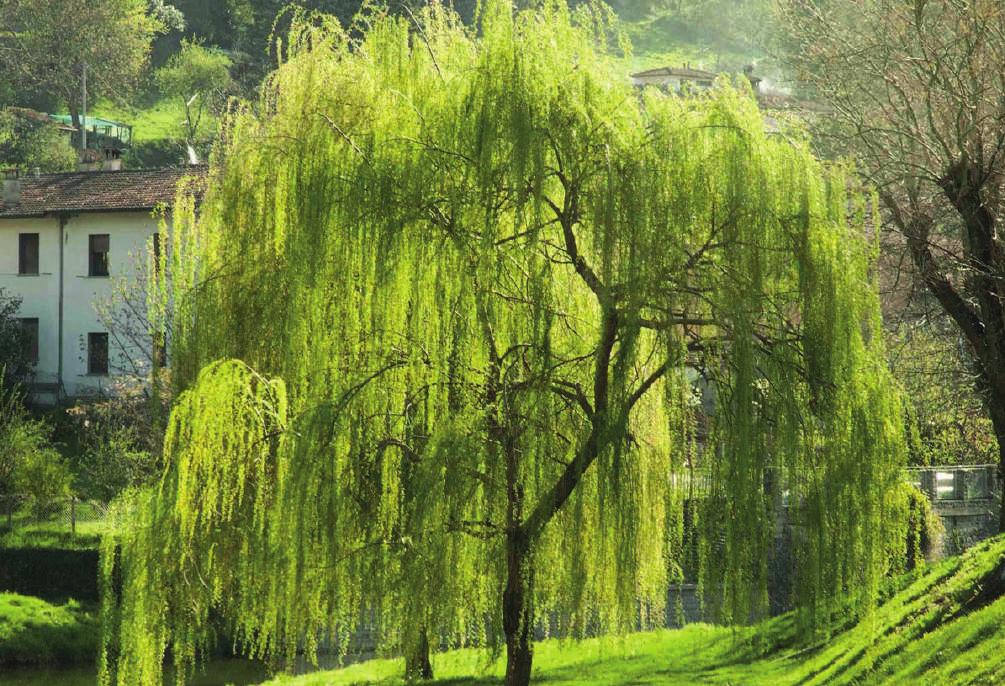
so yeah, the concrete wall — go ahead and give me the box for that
[0,210,162,401]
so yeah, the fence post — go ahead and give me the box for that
[70,496,76,537]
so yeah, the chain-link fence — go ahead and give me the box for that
[0,495,109,544]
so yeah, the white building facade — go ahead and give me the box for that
[0,167,205,403]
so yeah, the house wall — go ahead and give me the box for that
[633,74,684,90]
[0,216,60,388]
[0,210,163,401]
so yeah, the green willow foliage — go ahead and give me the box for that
[101,2,908,684]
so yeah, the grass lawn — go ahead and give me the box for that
[0,593,97,666]
[261,625,789,686]
[262,536,1005,685]
[0,505,106,550]
[91,97,189,143]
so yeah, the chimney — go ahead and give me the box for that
[2,168,21,206]
[78,147,102,172]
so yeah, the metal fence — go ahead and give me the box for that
[0,495,109,540]
[905,464,1001,502]
[0,466,997,543]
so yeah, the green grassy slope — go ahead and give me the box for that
[620,3,772,76]
[261,536,1005,685]
[0,593,97,666]
[91,97,188,143]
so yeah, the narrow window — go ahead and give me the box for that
[89,234,109,277]
[19,318,38,365]
[88,332,109,375]
[18,233,38,275]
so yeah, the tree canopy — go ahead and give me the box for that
[0,0,165,125]
[156,40,234,148]
[102,3,909,685]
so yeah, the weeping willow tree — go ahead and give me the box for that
[101,3,909,685]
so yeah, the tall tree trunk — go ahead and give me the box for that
[503,530,533,686]
[404,628,433,681]
[989,401,1005,533]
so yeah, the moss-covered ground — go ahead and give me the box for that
[263,535,1005,685]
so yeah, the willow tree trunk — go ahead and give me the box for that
[503,530,533,686]
[404,628,433,681]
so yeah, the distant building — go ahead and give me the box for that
[631,64,831,117]
[0,165,206,403]
[48,114,133,165]
[631,65,719,93]
[4,108,133,167]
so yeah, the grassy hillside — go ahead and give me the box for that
[261,535,1005,685]
[87,3,774,167]
[621,2,773,77]
[91,97,188,143]
[0,593,96,666]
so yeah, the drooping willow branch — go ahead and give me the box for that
[102,3,912,685]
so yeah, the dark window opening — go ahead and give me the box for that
[19,318,38,365]
[89,234,109,277]
[88,332,109,375]
[18,233,39,275]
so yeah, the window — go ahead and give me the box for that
[87,332,109,375]
[18,233,38,275]
[89,234,109,277]
[18,318,38,365]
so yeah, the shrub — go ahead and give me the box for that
[0,382,71,510]
[0,110,77,172]
[59,385,164,504]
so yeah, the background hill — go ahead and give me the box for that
[1,1,776,169]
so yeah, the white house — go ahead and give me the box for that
[0,166,206,403]
[631,65,719,92]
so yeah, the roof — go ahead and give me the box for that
[632,66,718,81]
[0,166,208,218]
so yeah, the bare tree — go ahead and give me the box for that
[94,235,159,384]
[778,0,1005,530]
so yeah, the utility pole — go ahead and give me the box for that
[81,62,88,152]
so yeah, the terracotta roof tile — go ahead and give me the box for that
[0,166,208,218]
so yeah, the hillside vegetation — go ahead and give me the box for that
[2,1,774,168]
[621,0,771,73]
[261,535,1005,685]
